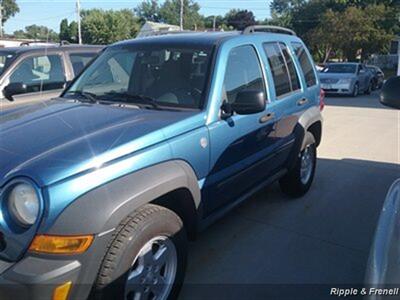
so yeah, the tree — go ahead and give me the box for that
[135,0,161,22]
[159,0,204,29]
[225,9,257,31]
[2,0,19,24]
[59,19,79,43]
[81,9,140,44]
[13,25,59,42]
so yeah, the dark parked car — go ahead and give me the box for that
[0,27,323,300]
[0,44,103,109]
[366,65,385,90]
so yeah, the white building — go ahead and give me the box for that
[137,21,181,38]
[0,38,55,48]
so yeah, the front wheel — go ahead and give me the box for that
[92,204,187,300]
[351,83,359,97]
[365,82,372,95]
[279,136,317,198]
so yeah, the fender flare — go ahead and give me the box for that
[47,160,201,235]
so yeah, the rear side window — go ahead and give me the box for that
[279,43,300,91]
[263,43,292,97]
[292,42,317,87]
[223,45,265,104]
[70,53,96,75]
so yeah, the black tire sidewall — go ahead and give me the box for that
[94,206,187,300]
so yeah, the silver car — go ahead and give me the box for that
[319,63,373,97]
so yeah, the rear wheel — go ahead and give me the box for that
[279,135,317,198]
[93,204,187,300]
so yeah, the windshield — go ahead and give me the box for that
[64,45,213,109]
[322,64,357,74]
[0,51,15,76]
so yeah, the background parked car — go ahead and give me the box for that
[365,76,400,298]
[366,65,385,90]
[0,44,103,109]
[319,63,374,97]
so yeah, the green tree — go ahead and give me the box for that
[225,9,257,31]
[81,9,140,44]
[59,19,79,43]
[135,0,161,22]
[159,0,204,29]
[13,25,59,42]
[2,0,19,24]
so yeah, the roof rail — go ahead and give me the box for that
[60,40,71,46]
[243,25,296,36]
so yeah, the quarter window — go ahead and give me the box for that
[263,42,292,97]
[9,54,65,93]
[292,42,317,87]
[222,45,265,104]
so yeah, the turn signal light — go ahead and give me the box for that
[29,235,94,254]
[53,281,72,300]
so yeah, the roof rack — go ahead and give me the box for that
[243,25,296,36]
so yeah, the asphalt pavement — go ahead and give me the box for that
[179,91,400,300]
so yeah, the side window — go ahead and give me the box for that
[9,54,65,93]
[69,52,96,75]
[223,45,265,104]
[291,42,317,87]
[263,42,291,97]
[279,43,301,92]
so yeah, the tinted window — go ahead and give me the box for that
[70,53,96,75]
[292,42,317,87]
[222,45,265,104]
[67,46,212,109]
[263,43,291,97]
[9,54,65,93]
[0,51,15,76]
[279,43,300,92]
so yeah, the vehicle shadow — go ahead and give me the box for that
[179,157,400,300]
[324,92,391,110]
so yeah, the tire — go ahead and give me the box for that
[279,135,317,198]
[92,204,187,300]
[351,83,359,97]
[365,82,372,95]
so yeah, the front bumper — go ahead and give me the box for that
[0,232,112,300]
[321,83,352,95]
[0,256,81,300]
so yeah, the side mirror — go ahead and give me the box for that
[231,90,266,115]
[3,82,27,101]
[380,76,400,109]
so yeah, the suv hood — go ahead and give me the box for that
[0,99,202,187]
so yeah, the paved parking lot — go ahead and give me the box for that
[180,92,400,299]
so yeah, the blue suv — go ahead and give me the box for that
[0,26,323,300]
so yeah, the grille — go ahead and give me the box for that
[321,78,339,84]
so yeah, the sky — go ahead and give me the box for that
[4,0,272,34]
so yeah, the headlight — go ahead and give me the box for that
[7,183,39,226]
[338,78,352,84]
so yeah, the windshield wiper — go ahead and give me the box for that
[64,91,98,103]
[102,92,161,109]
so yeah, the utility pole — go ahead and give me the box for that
[76,0,82,44]
[179,0,183,31]
[0,2,3,38]
[213,16,216,32]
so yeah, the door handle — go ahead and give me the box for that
[259,112,275,123]
[297,98,309,106]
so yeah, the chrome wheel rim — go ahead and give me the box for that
[125,236,177,300]
[300,145,314,185]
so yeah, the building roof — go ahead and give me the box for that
[0,44,104,55]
